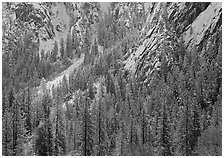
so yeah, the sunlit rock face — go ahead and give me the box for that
[124,2,222,86]
[2,2,81,56]
[182,3,222,51]
[37,3,71,55]
[34,2,84,55]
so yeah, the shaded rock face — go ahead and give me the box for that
[124,2,222,86]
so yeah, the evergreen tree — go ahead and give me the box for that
[140,98,147,146]
[61,75,69,97]
[10,89,19,155]
[81,95,95,156]
[83,28,92,65]
[2,108,13,155]
[51,41,58,62]
[66,34,73,59]
[95,84,108,155]
[91,38,99,57]
[71,30,80,58]
[54,101,67,155]
[153,81,173,156]
[59,38,65,60]
[70,95,80,154]
[189,103,201,155]
[63,38,70,66]
[68,69,77,93]
[35,92,53,156]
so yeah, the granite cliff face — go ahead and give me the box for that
[182,3,222,51]
[124,2,222,86]
[2,2,101,56]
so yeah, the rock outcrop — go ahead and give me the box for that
[182,2,222,51]
[124,2,222,86]
[2,2,85,55]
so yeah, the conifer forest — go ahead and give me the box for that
[2,2,222,156]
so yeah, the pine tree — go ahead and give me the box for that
[59,38,65,60]
[68,69,77,93]
[2,108,13,155]
[23,88,32,135]
[63,42,70,66]
[35,92,53,156]
[10,97,27,156]
[160,103,173,156]
[61,75,69,97]
[10,89,20,155]
[17,106,29,156]
[83,28,91,65]
[96,84,108,155]
[31,67,40,87]
[66,34,73,59]
[54,101,67,155]
[178,79,191,156]
[140,100,147,145]
[71,30,80,58]
[91,38,99,57]
[51,41,58,62]
[154,81,173,156]
[189,103,201,155]
[81,95,95,156]
[70,95,80,154]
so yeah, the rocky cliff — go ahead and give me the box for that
[124,2,222,86]
[2,2,101,56]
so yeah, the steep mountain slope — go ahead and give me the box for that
[124,2,222,86]
[182,2,222,51]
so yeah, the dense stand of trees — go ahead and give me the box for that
[2,33,79,93]
[2,2,222,156]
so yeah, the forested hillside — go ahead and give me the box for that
[2,2,222,156]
